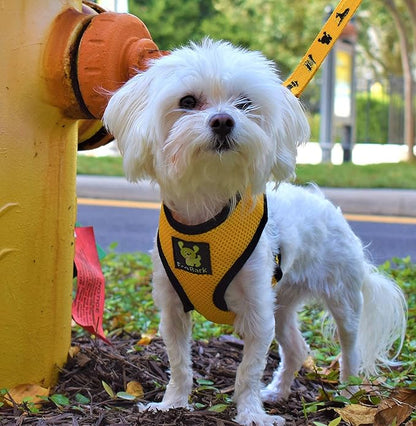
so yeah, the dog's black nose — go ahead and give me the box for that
[209,113,235,137]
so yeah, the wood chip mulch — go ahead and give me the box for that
[0,333,347,425]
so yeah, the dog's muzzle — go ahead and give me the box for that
[209,113,235,152]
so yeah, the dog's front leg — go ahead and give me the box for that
[158,304,193,409]
[233,306,285,426]
[140,278,193,412]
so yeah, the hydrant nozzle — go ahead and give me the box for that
[44,4,165,148]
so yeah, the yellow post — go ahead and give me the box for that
[0,0,161,390]
[0,1,80,388]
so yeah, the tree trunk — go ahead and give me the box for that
[384,0,415,161]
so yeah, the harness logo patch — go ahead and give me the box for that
[173,237,212,275]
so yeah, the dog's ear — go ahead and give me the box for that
[103,70,156,182]
[269,86,310,183]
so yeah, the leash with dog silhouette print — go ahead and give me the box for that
[283,0,362,97]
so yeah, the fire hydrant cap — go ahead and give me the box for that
[77,12,162,119]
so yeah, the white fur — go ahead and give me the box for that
[103,39,407,426]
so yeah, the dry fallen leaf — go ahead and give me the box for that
[303,355,317,372]
[4,384,49,407]
[76,352,92,367]
[137,333,155,346]
[320,353,341,376]
[68,345,80,358]
[374,388,416,426]
[334,403,378,425]
[302,354,339,384]
[126,381,144,398]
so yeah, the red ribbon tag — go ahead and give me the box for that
[73,226,110,344]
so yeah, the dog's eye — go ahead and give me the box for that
[235,97,252,111]
[179,95,197,110]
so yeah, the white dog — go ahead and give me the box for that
[103,39,407,426]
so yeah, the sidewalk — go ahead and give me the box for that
[81,140,415,165]
[76,175,416,217]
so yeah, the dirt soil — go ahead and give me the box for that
[0,333,348,425]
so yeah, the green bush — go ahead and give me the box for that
[355,94,390,144]
[307,113,320,142]
[308,93,393,145]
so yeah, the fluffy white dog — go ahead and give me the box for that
[103,39,407,426]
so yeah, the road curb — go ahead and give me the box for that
[322,187,416,217]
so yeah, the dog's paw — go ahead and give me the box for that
[235,410,285,426]
[137,401,192,412]
[260,386,290,403]
[137,402,168,412]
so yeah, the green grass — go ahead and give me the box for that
[295,162,416,189]
[77,155,416,189]
[77,155,124,177]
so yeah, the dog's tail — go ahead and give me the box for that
[358,263,407,376]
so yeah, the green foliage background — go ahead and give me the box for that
[128,0,329,77]
[127,0,410,145]
[128,0,407,80]
[354,95,390,144]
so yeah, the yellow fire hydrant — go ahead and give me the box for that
[0,0,162,390]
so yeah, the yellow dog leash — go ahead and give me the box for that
[283,0,362,97]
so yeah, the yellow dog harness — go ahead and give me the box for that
[157,194,268,325]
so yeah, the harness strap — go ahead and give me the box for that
[272,251,283,285]
[157,194,268,325]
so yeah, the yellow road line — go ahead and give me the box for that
[344,213,416,225]
[77,197,161,210]
[77,198,416,225]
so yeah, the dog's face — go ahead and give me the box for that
[103,39,309,203]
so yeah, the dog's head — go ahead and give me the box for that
[103,39,309,203]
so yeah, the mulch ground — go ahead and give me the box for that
[1,333,347,425]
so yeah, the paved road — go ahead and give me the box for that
[77,200,416,265]
[76,175,416,217]
[77,202,159,255]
